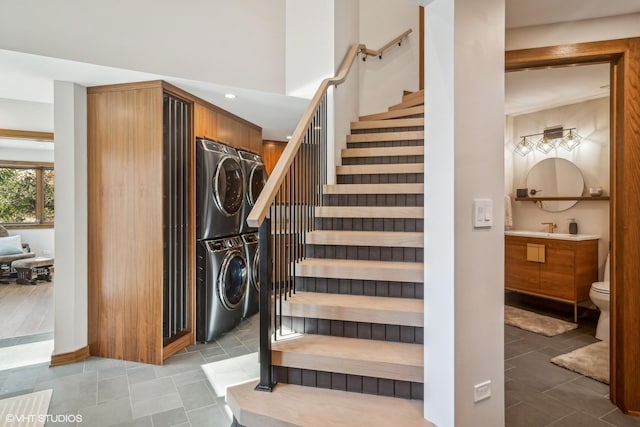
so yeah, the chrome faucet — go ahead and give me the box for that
[541,222,557,233]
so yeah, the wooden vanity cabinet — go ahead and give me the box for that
[505,235,598,309]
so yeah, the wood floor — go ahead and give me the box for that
[0,280,54,340]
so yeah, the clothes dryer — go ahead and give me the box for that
[196,138,245,240]
[241,232,259,319]
[237,150,267,234]
[196,235,248,342]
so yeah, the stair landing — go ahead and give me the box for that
[227,381,434,427]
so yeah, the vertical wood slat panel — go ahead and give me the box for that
[88,85,164,364]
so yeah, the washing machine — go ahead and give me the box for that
[241,232,259,319]
[196,235,248,342]
[237,150,268,234]
[196,138,245,240]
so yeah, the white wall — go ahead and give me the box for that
[507,97,610,277]
[0,98,53,131]
[506,12,640,50]
[0,1,286,94]
[359,0,419,115]
[424,0,505,425]
[53,82,87,356]
[285,1,334,98]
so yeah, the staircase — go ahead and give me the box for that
[228,90,432,427]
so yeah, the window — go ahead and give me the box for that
[0,161,54,227]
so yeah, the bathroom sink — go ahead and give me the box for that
[505,230,600,241]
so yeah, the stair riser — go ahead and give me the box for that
[274,367,423,400]
[337,174,423,185]
[307,245,423,263]
[283,316,424,345]
[295,277,423,299]
[316,217,424,232]
[347,140,423,149]
[323,194,423,207]
[342,155,423,165]
[351,126,423,135]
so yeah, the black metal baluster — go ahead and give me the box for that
[256,218,274,391]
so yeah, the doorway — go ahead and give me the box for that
[506,37,640,414]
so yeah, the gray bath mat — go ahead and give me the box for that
[0,389,52,427]
[551,341,609,384]
[505,305,578,337]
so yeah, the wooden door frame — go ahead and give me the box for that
[506,37,640,415]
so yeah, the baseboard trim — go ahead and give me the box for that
[50,345,90,367]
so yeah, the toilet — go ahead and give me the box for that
[590,252,610,342]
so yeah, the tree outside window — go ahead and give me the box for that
[0,162,54,226]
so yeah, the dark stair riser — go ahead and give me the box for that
[337,173,423,184]
[295,277,423,299]
[350,126,423,135]
[282,316,423,345]
[307,244,423,263]
[274,367,423,400]
[347,139,423,149]
[316,217,423,232]
[323,193,423,207]
[342,155,423,165]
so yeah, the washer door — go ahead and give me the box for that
[218,250,248,310]
[213,156,244,216]
[248,164,267,207]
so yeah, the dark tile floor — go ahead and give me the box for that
[0,315,259,427]
[505,292,640,427]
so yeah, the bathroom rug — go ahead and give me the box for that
[551,341,609,384]
[504,305,577,337]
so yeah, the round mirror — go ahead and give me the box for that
[526,158,584,212]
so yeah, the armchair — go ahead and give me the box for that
[0,225,36,284]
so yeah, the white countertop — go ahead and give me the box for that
[505,230,601,241]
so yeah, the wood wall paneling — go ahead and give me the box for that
[88,84,165,364]
[262,140,288,175]
[218,113,249,150]
[248,127,263,155]
[506,37,640,414]
[194,102,219,141]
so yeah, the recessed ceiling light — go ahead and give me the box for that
[225,93,236,99]
[286,135,292,140]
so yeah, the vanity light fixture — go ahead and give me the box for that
[514,136,534,157]
[514,126,582,156]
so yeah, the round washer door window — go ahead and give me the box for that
[213,157,244,216]
[248,164,267,207]
[218,251,248,310]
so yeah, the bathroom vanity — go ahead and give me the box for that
[505,231,599,321]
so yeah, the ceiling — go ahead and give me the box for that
[0,2,638,146]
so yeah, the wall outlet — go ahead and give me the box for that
[474,380,491,403]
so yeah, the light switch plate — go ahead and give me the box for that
[473,198,493,228]
[474,380,492,403]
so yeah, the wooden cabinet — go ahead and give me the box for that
[195,100,262,155]
[505,235,598,319]
[88,81,195,364]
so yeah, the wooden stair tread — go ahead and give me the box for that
[359,105,424,121]
[307,230,424,247]
[389,95,425,111]
[227,381,434,427]
[336,163,423,175]
[402,89,425,104]
[341,145,424,158]
[347,131,423,143]
[296,258,424,282]
[316,206,424,219]
[272,334,423,382]
[351,118,424,130]
[282,291,424,326]
[324,183,424,195]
